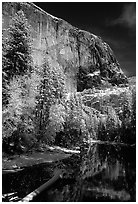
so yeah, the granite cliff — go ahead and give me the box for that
[2,2,128,93]
[2,2,135,156]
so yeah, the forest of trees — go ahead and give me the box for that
[2,10,88,153]
[2,10,68,153]
[2,10,136,155]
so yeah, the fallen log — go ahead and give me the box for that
[19,169,63,202]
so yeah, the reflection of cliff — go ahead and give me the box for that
[2,2,127,93]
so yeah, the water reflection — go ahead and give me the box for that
[79,143,136,201]
[2,143,136,202]
[33,143,135,202]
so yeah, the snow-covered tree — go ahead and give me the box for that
[3,10,32,79]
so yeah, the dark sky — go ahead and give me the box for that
[34,2,136,77]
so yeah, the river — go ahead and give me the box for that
[3,142,135,202]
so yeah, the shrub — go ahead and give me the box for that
[45,103,67,144]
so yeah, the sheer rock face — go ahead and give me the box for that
[2,2,128,92]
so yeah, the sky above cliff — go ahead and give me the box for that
[34,2,136,77]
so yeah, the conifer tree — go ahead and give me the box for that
[2,28,9,105]
[3,10,32,79]
[36,60,66,141]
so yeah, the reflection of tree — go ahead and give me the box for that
[69,144,106,201]
[52,144,135,202]
[80,144,105,180]
[98,144,125,181]
[72,144,130,201]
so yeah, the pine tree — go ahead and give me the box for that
[3,10,32,79]
[2,28,9,106]
[36,60,67,141]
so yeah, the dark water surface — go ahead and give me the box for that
[3,143,136,202]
